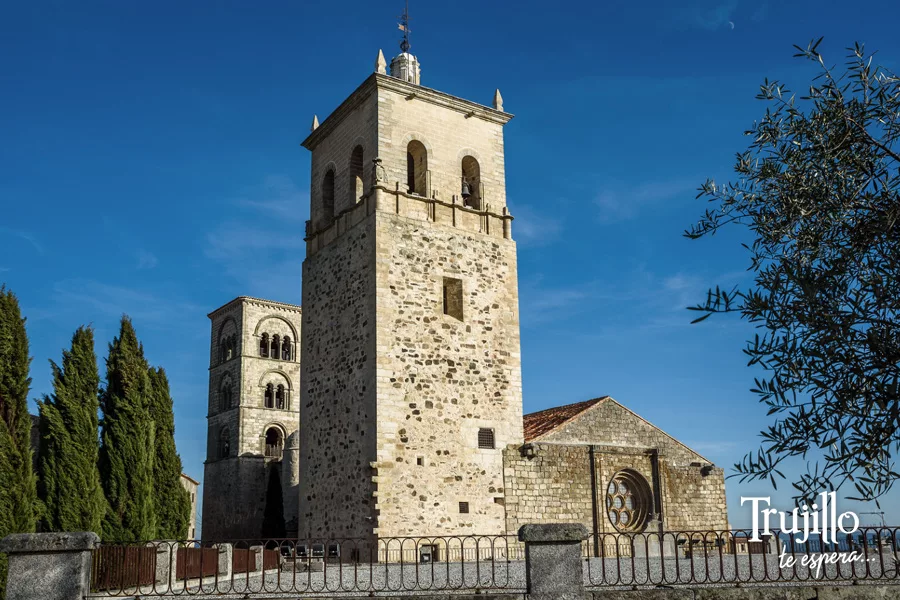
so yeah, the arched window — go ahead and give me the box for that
[270,335,280,360]
[264,383,274,409]
[219,428,231,459]
[260,333,269,357]
[322,169,335,225]
[406,140,428,196]
[265,427,284,459]
[349,145,364,204]
[461,155,482,209]
[276,384,285,410]
[281,336,291,361]
[220,379,233,411]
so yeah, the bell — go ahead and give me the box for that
[461,180,471,200]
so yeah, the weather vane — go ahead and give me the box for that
[398,0,411,53]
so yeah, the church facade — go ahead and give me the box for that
[201,45,729,543]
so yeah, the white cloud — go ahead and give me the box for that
[595,178,699,223]
[47,279,204,327]
[0,227,43,254]
[204,174,309,296]
[136,250,159,270]
[511,205,563,247]
[684,0,739,30]
[232,174,309,223]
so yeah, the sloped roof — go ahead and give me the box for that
[523,397,609,442]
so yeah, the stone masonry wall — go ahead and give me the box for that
[309,85,378,232]
[299,218,378,540]
[376,78,509,210]
[372,210,524,537]
[503,400,729,535]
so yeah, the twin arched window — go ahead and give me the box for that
[219,378,234,412]
[219,334,237,364]
[264,383,288,410]
[259,333,293,361]
[320,146,366,229]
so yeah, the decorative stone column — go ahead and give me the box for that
[0,532,99,600]
[518,523,590,600]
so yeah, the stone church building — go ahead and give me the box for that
[201,43,729,544]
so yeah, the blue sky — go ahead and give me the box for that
[2,0,898,529]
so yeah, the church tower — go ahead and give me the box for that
[299,37,523,541]
[202,297,302,541]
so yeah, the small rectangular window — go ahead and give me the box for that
[459,501,469,514]
[478,428,495,449]
[442,277,463,321]
[416,456,424,466]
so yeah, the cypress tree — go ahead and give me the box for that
[98,317,155,541]
[147,367,190,539]
[0,286,38,598]
[37,326,105,533]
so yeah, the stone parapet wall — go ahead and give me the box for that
[305,186,513,258]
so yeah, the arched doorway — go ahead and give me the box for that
[265,426,284,460]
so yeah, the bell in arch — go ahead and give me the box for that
[461,178,472,201]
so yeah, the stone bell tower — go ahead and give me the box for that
[202,297,301,541]
[298,40,524,542]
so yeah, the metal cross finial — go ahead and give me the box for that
[398,0,411,53]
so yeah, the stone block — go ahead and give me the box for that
[693,587,818,600]
[519,523,589,543]
[592,590,693,600]
[816,586,897,600]
[149,541,177,588]
[213,542,232,579]
[0,532,99,600]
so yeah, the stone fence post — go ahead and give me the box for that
[0,532,99,600]
[519,523,590,600]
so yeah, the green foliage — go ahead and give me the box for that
[98,317,156,541]
[148,367,190,539]
[0,286,38,599]
[686,41,900,504]
[37,326,106,533]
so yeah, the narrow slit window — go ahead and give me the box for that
[478,428,495,449]
[442,277,463,321]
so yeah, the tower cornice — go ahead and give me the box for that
[301,73,513,152]
[207,296,302,320]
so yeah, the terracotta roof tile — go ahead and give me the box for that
[523,397,608,442]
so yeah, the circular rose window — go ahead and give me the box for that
[606,470,653,532]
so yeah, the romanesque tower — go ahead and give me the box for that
[202,297,302,540]
[299,42,524,541]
